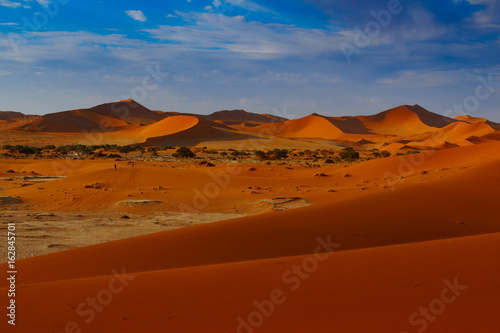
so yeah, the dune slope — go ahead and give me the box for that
[4,143,499,286]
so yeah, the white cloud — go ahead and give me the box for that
[0,22,18,25]
[166,14,176,18]
[125,10,147,22]
[376,70,471,87]
[144,13,348,59]
[398,8,448,41]
[215,0,270,13]
[0,0,22,8]
[35,0,50,6]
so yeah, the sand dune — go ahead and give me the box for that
[204,109,287,127]
[143,117,237,146]
[86,99,168,125]
[5,142,499,285]
[3,232,498,332]
[241,104,497,149]
[1,102,499,160]
[0,111,35,121]
[455,114,488,124]
[0,143,499,332]
[357,104,454,136]
[250,114,345,140]
[455,114,500,130]
[401,121,496,147]
[440,121,496,142]
[13,100,167,133]
[3,102,499,149]
[0,111,39,130]
[15,109,130,133]
[125,115,200,139]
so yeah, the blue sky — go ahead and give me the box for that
[0,0,499,121]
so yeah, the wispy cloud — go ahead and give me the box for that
[125,10,147,22]
[35,0,50,7]
[144,13,346,59]
[218,0,270,12]
[0,0,22,8]
[376,70,471,87]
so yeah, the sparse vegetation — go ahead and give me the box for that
[340,147,359,161]
[174,147,196,158]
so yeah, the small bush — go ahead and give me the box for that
[6,169,15,173]
[176,147,196,158]
[255,150,266,159]
[380,150,391,158]
[340,147,359,161]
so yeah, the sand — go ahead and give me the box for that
[3,102,499,150]
[0,102,499,332]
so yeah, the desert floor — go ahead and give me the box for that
[0,142,499,332]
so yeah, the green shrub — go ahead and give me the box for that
[340,147,359,161]
[176,147,196,158]
[255,150,266,159]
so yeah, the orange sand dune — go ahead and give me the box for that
[455,114,500,130]
[454,114,488,123]
[14,109,130,133]
[357,104,454,136]
[464,135,499,145]
[2,232,498,332]
[402,121,496,147]
[0,113,39,130]
[249,114,345,140]
[103,115,241,146]
[143,117,238,146]
[344,141,500,179]
[244,105,463,146]
[12,100,167,133]
[482,131,500,141]
[84,99,168,125]
[5,143,500,285]
[123,115,200,139]
[437,121,495,142]
[204,109,287,126]
[323,115,372,134]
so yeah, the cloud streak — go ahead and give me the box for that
[125,10,147,22]
[0,0,22,8]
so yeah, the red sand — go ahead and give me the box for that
[1,142,499,332]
